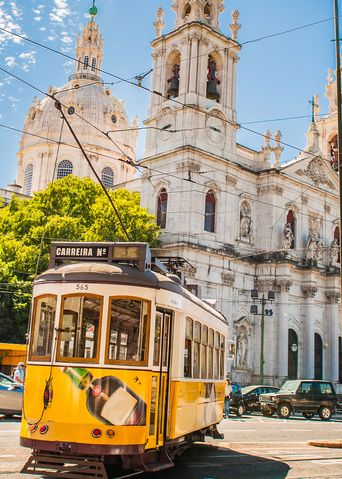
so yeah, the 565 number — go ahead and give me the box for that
[76,284,89,291]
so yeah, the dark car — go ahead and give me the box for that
[0,372,23,416]
[259,379,338,421]
[242,385,280,414]
[230,382,245,417]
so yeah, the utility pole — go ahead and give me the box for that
[334,0,342,295]
[260,294,266,384]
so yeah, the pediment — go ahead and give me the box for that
[205,180,221,192]
[281,156,338,192]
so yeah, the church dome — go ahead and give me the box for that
[16,15,137,196]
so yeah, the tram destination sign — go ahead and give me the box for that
[50,242,151,271]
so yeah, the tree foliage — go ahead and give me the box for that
[0,176,160,343]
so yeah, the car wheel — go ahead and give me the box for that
[236,402,245,417]
[277,403,291,419]
[302,412,314,420]
[261,409,274,417]
[319,406,332,421]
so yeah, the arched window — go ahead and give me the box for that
[23,164,33,196]
[183,2,191,18]
[207,54,221,101]
[204,2,212,19]
[83,55,89,70]
[91,58,97,72]
[166,51,181,99]
[102,167,114,189]
[334,226,340,263]
[157,188,168,229]
[57,160,73,179]
[204,190,216,233]
[77,57,81,71]
[286,210,295,249]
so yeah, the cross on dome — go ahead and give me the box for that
[173,0,224,30]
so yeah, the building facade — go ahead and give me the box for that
[122,0,342,386]
[13,12,137,197]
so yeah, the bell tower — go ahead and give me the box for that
[73,1,103,80]
[144,0,241,159]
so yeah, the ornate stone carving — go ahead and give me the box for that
[329,239,339,267]
[226,174,237,186]
[276,279,293,293]
[176,160,200,173]
[153,7,165,37]
[306,216,324,261]
[301,285,318,298]
[325,290,340,303]
[257,185,283,196]
[205,181,221,192]
[301,194,308,205]
[229,9,241,41]
[221,272,235,286]
[282,223,294,250]
[240,201,252,239]
[236,331,248,367]
[255,279,276,291]
[295,158,336,191]
[324,204,331,213]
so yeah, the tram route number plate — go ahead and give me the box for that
[76,284,89,291]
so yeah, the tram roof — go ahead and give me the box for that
[35,262,227,324]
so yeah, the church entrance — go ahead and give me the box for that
[288,329,298,379]
[314,333,323,380]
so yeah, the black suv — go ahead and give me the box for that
[259,379,338,421]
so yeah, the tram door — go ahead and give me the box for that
[148,310,171,449]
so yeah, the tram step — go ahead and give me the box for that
[143,460,175,472]
[21,453,108,479]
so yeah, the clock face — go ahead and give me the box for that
[156,110,174,141]
[206,116,225,143]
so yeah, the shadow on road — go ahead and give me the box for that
[142,443,290,479]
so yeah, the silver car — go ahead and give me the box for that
[0,372,23,416]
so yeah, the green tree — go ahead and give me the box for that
[0,176,160,343]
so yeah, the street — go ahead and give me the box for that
[1,413,342,479]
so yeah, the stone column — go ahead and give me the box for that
[188,34,199,94]
[179,36,190,96]
[277,280,293,379]
[325,290,340,382]
[301,285,318,379]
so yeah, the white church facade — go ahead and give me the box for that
[3,0,342,386]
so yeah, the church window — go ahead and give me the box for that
[157,188,168,229]
[166,51,181,99]
[102,167,114,189]
[83,56,89,70]
[111,114,117,124]
[77,57,81,71]
[57,160,73,179]
[204,3,212,19]
[329,134,338,172]
[91,58,97,72]
[206,55,221,101]
[23,164,33,196]
[286,210,295,249]
[67,106,75,115]
[204,190,216,233]
[334,226,340,263]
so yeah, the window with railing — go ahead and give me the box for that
[23,164,33,196]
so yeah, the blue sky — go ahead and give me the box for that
[0,0,335,187]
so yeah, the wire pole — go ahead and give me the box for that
[260,294,265,384]
[334,0,342,298]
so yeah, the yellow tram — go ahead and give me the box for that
[20,242,227,477]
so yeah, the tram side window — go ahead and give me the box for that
[193,321,201,378]
[107,298,149,365]
[30,296,57,360]
[214,332,221,379]
[201,325,208,378]
[57,295,102,361]
[208,328,214,379]
[184,317,193,377]
[220,334,225,379]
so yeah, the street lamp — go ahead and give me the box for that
[250,288,275,384]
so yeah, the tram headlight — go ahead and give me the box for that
[106,429,115,438]
[91,428,102,438]
[39,425,49,435]
[28,424,37,433]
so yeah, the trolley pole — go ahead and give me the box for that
[334,0,342,298]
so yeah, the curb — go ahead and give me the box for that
[308,440,342,449]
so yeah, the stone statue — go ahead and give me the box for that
[240,203,252,238]
[282,223,294,249]
[236,332,248,367]
[306,230,323,261]
[330,239,339,266]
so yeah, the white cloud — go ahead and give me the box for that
[19,51,36,72]
[49,0,71,24]
[39,26,46,31]
[0,0,24,50]
[34,16,41,22]
[5,56,16,67]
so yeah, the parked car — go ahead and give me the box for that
[0,372,23,416]
[230,382,245,417]
[259,379,338,421]
[242,385,280,414]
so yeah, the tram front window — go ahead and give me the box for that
[106,298,149,365]
[30,296,57,360]
[57,295,102,361]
